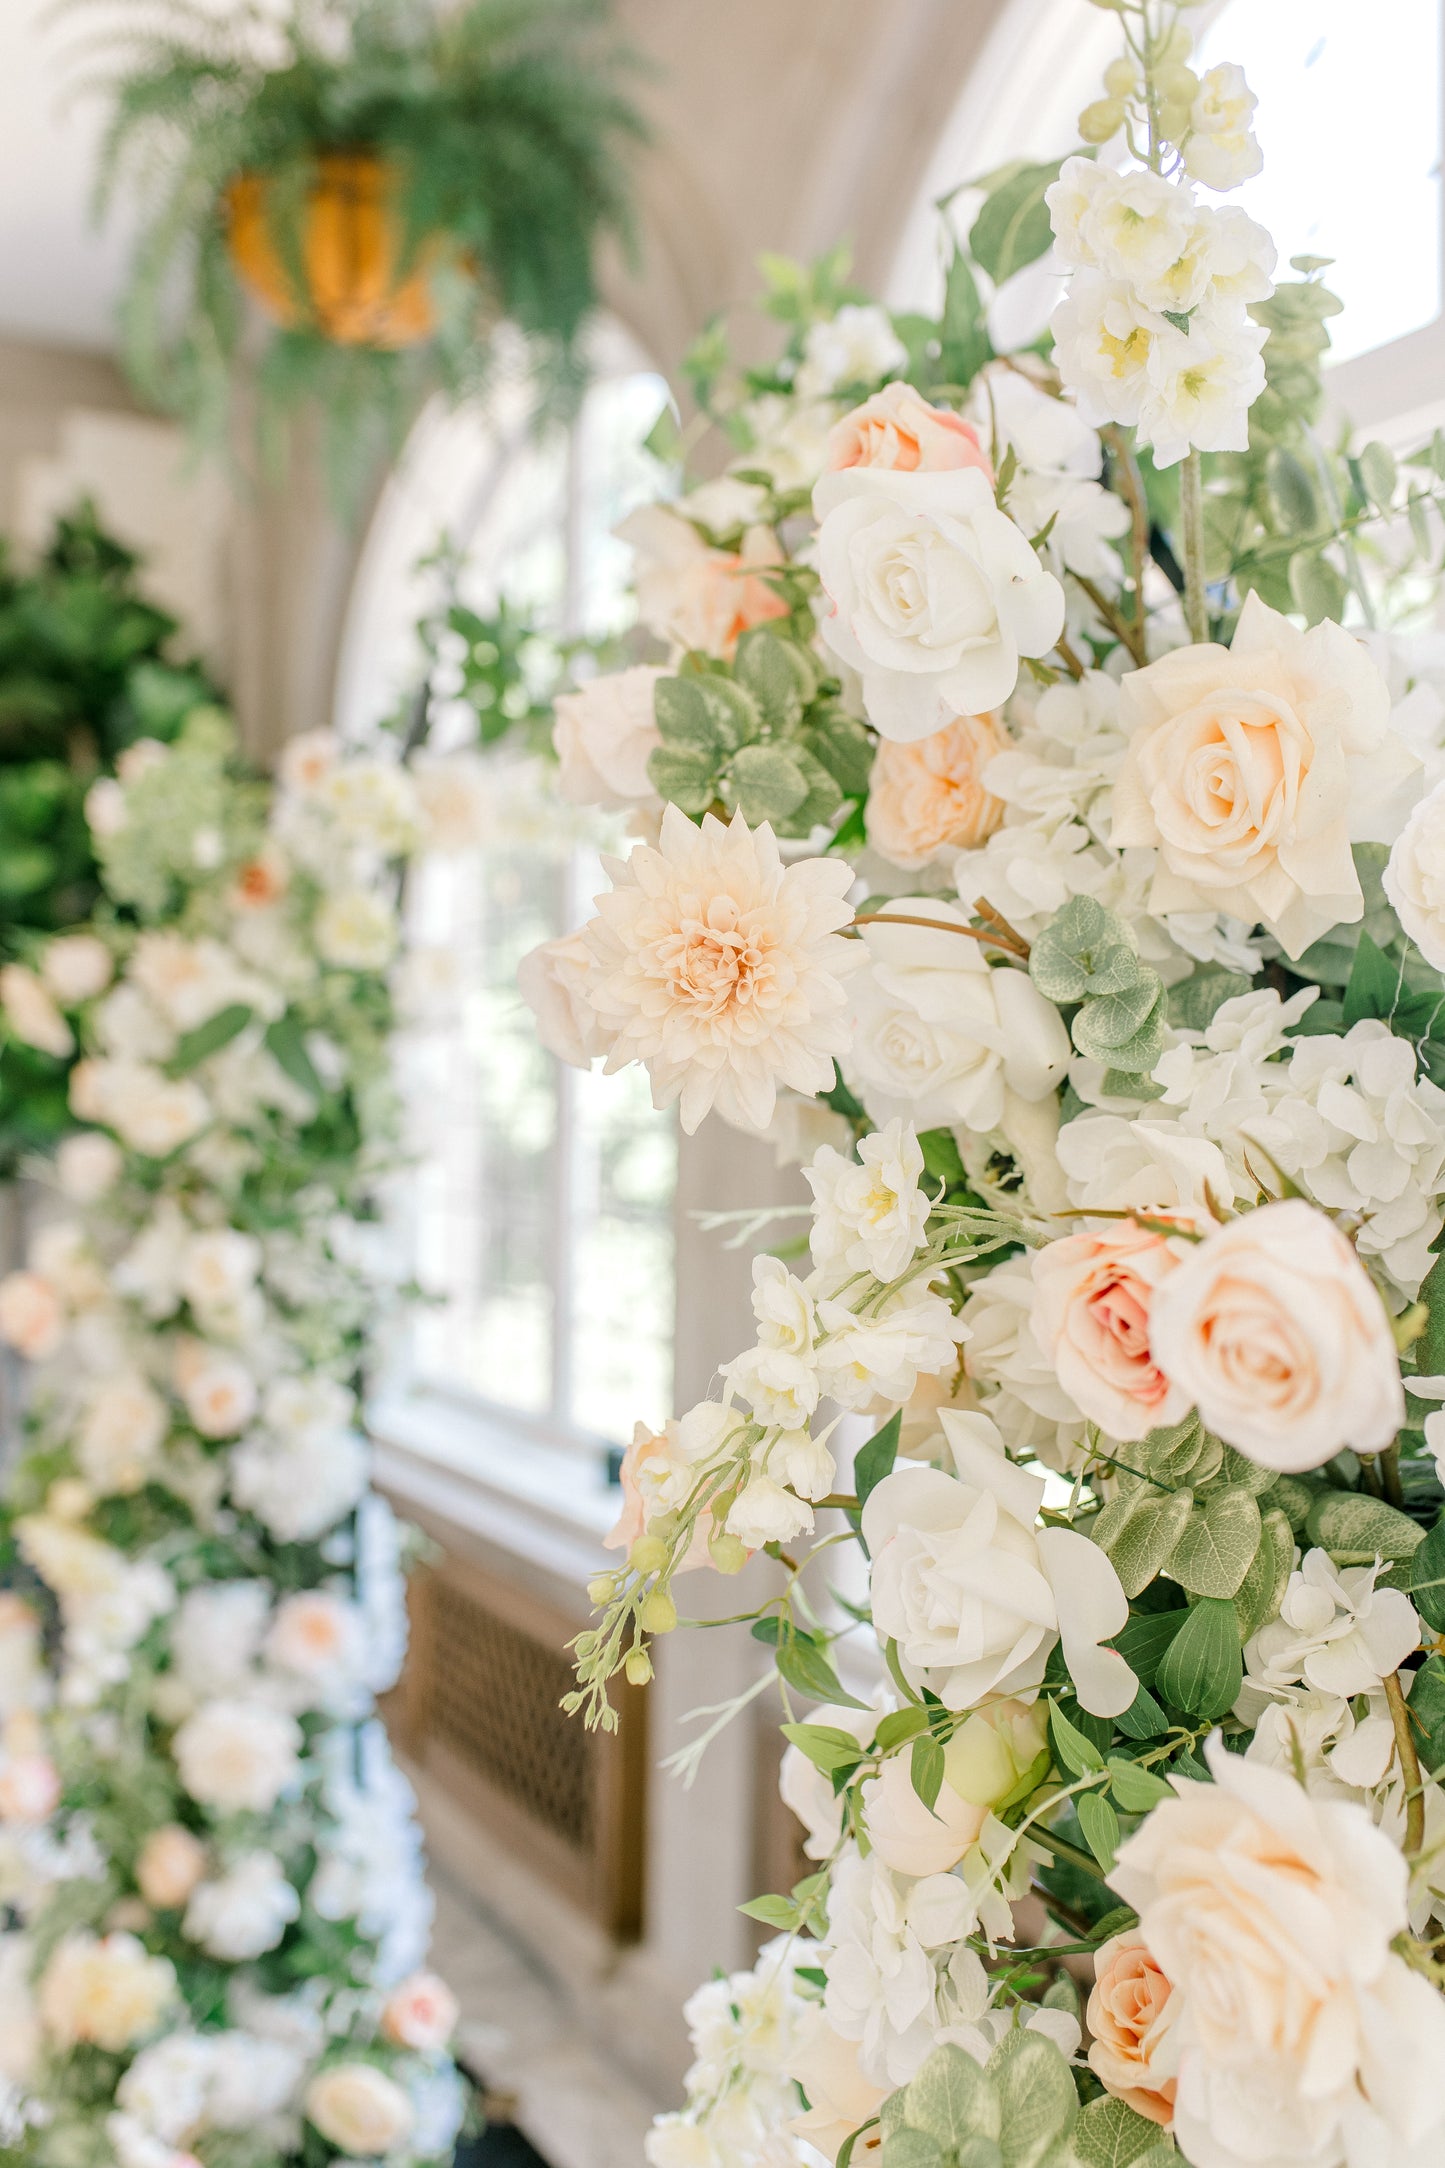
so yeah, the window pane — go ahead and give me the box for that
[1200,0,1442,362]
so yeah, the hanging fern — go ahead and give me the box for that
[68,0,646,504]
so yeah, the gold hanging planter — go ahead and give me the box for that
[225,150,441,350]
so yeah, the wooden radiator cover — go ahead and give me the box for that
[385,1548,648,1941]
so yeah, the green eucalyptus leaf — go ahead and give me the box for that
[1168,970,1251,1031]
[647,747,717,815]
[1267,446,1318,533]
[881,2131,946,2168]
[1409,1516,1445,1633]
[1165,1486,1263,1600]
[1094,1489,1195,1599]
[730,743,810,826]
[1289,551,1347,627]
[1307,1491,1423,1565]
[1074,2094,1175,2167]
[986,2030,1078,2168]
[1357,440,1398,510]
[1233,1506,1294,1642]
[903,2044,1001,2149]
[1156,1596,1242,1720]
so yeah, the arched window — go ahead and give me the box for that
[890,0,1445,439]
[338,328,678,1462]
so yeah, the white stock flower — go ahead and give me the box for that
[1112,594,1412,957]
[846,900,1069,1132]
[566,805,857,1134]
[1052,275,1267,469]
[795,304,907,397]
[722,1257,820,1430]
[313,890,398,972]
[813,465,1065,740]
[1149,1199,1405,1472]
[820,1845,996,2087]
[1184,63,1263,191]
[805,1119,929,1283]
[863,1410,1136,1716]
[319,757,419,856]
[552,666,663,809]
[1110,1740,1445,2168]
[1239,1550,1420,1715]
[814,1284,965,1411]
[172,1699,302,1814]
[183,1851,300,1959]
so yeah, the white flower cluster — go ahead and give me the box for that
[1048,158,1274,468]
[0,717,464,2166]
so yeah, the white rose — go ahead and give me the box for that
[0,1271,65,1360]
[305,2065,415,2156]
[516,929,611,1067]
[180,1229,262,1317]
[40,934,113,1004]
[847,900,1070,1132]
[204,2029,308,2129]
[229,1426,368,1542]
[172,1699,302,1813]
[77,1375,169,1494]
[314,891,398,972]
[180,1353,257,1439]
[182,1850,300,1959]
[813,465,1065,740]
[55,1131,123,1203]
[1149,1199,1405,1471]
[0,964,73,1059]
[795,303,907,398]
[788,2022,889,2164]
[1385,772,1445,969]
[1110,1740,1445,2168]
[173,1580,271,1700]
[108,1067,211,1158]
[553,666,664,809]
[115,2034,214,2142]
[37,1931,175,2051]
[1112,593,1413,958]
[862,1410,1136,1716]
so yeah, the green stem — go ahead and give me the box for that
[1026,1821,1109,1881]
[1385,1666,1426,1856]
[1382,1443,1406,1512]
[1180,449,1208,643]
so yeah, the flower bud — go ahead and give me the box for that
[1158,101,1193,143]
[624,1647,653,1686]
[1103,56,1139,98]
[1078,97,1126,145]
[628,1534,669,1577]
[586,1573,616,1607]
[709,1531,748,1575]
[638,1588,677,1634]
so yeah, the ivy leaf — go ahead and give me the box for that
[169,1002,252,1074]
[733,629,813,729]
[986,2026,1078,2163]
[1077,1789,1121,1871]
[1155,1597,1242,1720]
[805,711,875,798]
[1233,1505,1294,1643]
[654,675,723,755]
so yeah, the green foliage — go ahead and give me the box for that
[647,628,871,839]
[1029,897,1167,1077]
[880,2034,1084,2168]
[967,161,1068,290]
[1155,1596,1243,1720]
[89,0,645,497]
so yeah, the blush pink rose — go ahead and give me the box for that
[0,1272,65,1362]
[1031,1222,1193,1442]
[826,382,994,479]
[380,1971,459,2051]
[1087,1933,1178,2127]
[0,1754,60,1823]
[866,715,1008,870]
[618,507,790,659]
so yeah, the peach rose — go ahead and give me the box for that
[1031,1221,1194,1442]
[380,1971,459,2051]
[1111,593,1414,959]
[1148,1198,1405,1471]
[229,845,290,911]
[865,715,1007,869]
[0,1272,65,1361]
[827,383,994,479]
[617,506,789,658]
[1087,1933,1178,2127]
[135,1825,208,1910]
[304,2065,414,2155]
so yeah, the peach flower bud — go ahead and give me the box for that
[0,1754,60,1823]
[865,716,1008,870]
[1086,1933,1178,2127]
[136,1824,208,1910]
[380,1971,459,2051]
[826,381,994,479]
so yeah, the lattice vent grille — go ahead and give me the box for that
[428,1577,595,1855]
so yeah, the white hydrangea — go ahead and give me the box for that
[184,1851,301,1960]
[1238,1551,1421,1720]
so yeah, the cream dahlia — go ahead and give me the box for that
[567,806,858,1133]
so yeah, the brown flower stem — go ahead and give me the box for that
[1385,1667,1426,1856]
[1071,570,1148,667]
[844,912,1029,962]
[1055,631,1087,681]
[974,896,1033,960]
[1180,449,1209,643]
